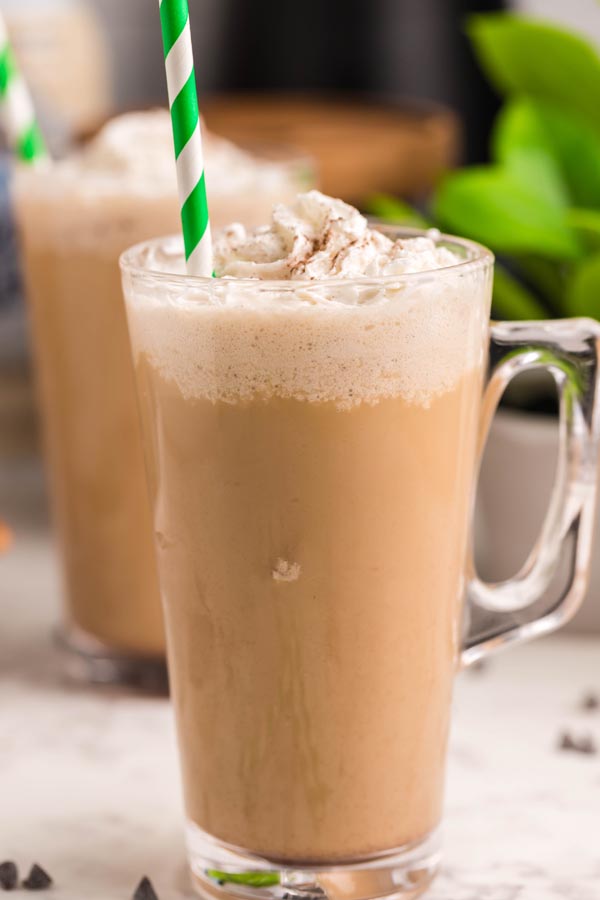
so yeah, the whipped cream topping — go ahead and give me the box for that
[63,110,298,196]
[214,191,460,280]
[81,110,177,188]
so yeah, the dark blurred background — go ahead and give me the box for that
[2,0,596,165]
[88,0,599,163]
[98,0,505,164]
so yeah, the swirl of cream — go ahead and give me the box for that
[79,110,291,194]
[214,191,459,280]
[81,111,177,184]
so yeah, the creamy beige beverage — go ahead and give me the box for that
[15,111,312,673]
[15,115,179,662]
[123,192,492,862]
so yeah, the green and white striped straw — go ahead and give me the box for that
[0,12,47,164]
[159,0,212,276]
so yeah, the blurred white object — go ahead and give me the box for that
[512,0,600,45]
[476,408,600,633]
[0,0,111,147]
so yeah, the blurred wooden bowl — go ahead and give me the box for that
[202,93,460,204]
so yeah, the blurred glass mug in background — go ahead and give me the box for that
[12,111,314,689]
[121,223,600,900]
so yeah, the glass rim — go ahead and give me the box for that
[119,224,494,292]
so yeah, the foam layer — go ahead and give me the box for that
[124,219,492,409]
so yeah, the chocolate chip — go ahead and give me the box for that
[558,730,598,755]
[581,691,599,712]
[133,876,159,900]
[559,731,574,750]
[22,864,52,891]
[0,862,18,891]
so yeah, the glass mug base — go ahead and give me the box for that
[186,823,441,900]
[55,625,168,693]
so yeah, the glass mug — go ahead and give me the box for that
[121,229,600,900]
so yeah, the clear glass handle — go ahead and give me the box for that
[462,318,600,667]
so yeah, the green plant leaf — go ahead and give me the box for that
[492,98,600,207]
[467,14,600,130]
[433,167,582,260]
[497,146,569,209]
[206,871,280,887]
[492,102,568,208]
[564,254,600,318]
[365,194,429,228]
[566,209,600,250]
[492,264,548,320]
[513,256,569,313]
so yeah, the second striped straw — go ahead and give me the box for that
[159,0,212,277]
[0,11,47,165]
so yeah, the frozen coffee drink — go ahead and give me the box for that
[14,111,312,686]
[122,192,492,888]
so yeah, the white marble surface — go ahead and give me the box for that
[2,461,600,900]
